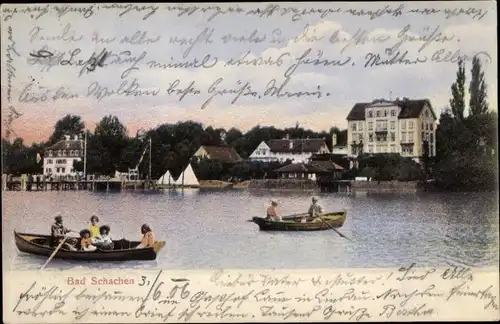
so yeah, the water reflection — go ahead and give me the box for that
[3,190,498,270]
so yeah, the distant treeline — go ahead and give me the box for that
[1,115,347,180]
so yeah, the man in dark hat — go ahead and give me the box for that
[50,214,77,250]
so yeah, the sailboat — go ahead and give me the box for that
[156,163,200,189]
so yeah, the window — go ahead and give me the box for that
[384,110,387,117]
[421,122,424,129]
[425,110,429,117]
[358,134,363,142]
[421,132,425,141]
[351,123,357,131]
[430,145,434,156]
[62,168,66,173]
[376,110,380,117]
[390,121,395,129]
[376,121,381,129]
[408,132,414,142]
[430,133,434,142]
[391,144,396,152]
[47,151,53,157]
[368,111,373,118]
[409,121,413,129]
[70,168,75,173]
[368,145,373,153]
[46,159,53,164]
[426,123,429,130]
[369,134,373,142]
[57,150,62,156]
[390,132,396,141]
[56,168,60,173]
[402,121,406,129]
[359,123,363,131]
[63,150,67,156]
[401,132,406,142]
[430,124,434,131]
[368,122,373,130]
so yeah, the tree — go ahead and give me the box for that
[225,127,243,146]
[89,115,129,176]
[469,57,489,117]
[449,59,466,121]
[48,114,85,145]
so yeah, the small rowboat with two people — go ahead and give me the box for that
[14,232,166,261]
[249,209,347,231]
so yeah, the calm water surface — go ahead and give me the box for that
[3,190,499,270]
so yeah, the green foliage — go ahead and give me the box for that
[431,58,497,191]
[2,138,43,175]
[449,59,466,121]
[469,57,489,117]
[48,114,85,145]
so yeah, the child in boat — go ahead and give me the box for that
[89,215,100,238]
[79,229,97,251]
[92,225,114,250]
[136,224,155,249]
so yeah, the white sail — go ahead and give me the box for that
[157,170,172,185]
[179,163,200,186]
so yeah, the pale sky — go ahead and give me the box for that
[1,1,497,144]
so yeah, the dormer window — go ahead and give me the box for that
[376,110,380,117]
[368,111,373,118]
[391,110,396,116]
[57,150,62,156]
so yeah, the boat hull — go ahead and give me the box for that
[14,232,164,261]
[251,210,347,231]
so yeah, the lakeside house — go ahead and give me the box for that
[274,161,344,180]
[43,135,84,178]
[330,133,348,155]
[347,98,437,166]
[193,145,242,163]
[249,135,330,164]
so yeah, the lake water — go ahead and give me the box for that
[2,190,499,271]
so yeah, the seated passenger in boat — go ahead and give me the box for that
[92,225,114,250]
[89,215,100,238]
[136,224,155,249]
[51,214,77,251]
[79,229,97,251]
[266,199,282,222]
[308,196,324,222]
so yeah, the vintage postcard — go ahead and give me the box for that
[2,1,499,323]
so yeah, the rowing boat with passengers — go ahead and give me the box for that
[14,232,165,261]
[249,209,347,231]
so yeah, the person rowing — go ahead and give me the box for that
[50,214,77,251]
[308,196,324,223]
[266,199,282,222]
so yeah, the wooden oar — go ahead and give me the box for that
[39,234,70,271]
[317,214,352,241]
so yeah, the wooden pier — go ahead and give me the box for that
[3,179,154,192]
